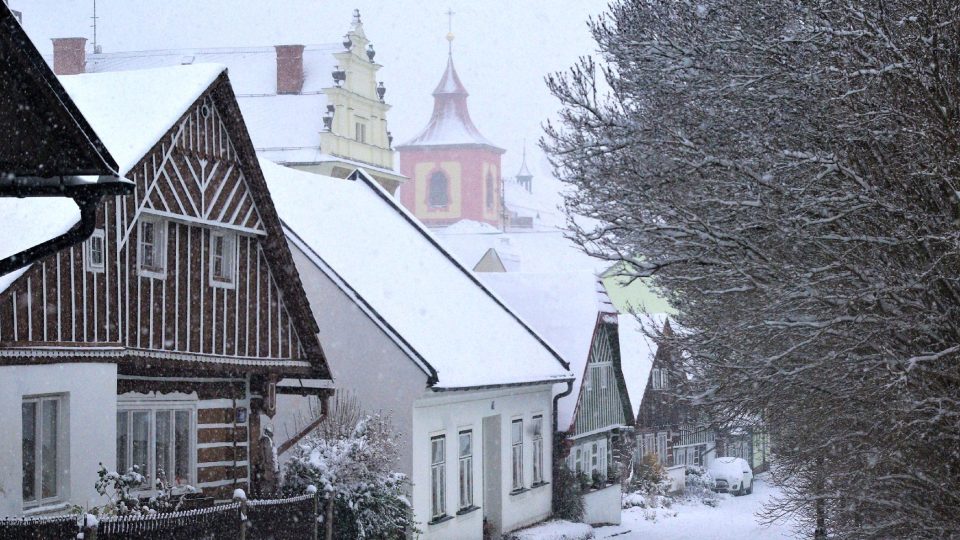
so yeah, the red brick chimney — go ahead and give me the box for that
[275,45,305,94]
[51,37,87,75]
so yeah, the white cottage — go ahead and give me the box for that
[261,161,573,539]
[480,272,633,525]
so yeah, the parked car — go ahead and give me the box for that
[708,457,753,495]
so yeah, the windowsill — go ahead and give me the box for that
[139,268,167,280]
[209,278,237,289]
[456,505,480,516]
[428,514,454,526]
[531,481,550,490]
[509,487,530,496]
[23,501,69,516]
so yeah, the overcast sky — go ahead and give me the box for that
[14,0,608,188]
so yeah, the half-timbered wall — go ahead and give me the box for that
[574,323,627,436]
[0,94,306,364]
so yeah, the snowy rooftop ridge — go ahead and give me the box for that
[261,160,572,390]
[479,271,616,430]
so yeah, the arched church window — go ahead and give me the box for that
[486,173,495,210]
[428,171,449,208]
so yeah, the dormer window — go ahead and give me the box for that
[209,231,236,287]
[138,217,166,279]
[85,229,105,273]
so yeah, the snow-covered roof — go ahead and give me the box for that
[479,272,615,430]
[260,159,572,390]
[397,55,502,151]
[82,45,339,165]
[618,313,667,416]
[0,64,223,295]
[59,63,226,174]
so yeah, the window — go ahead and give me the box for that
[458,431,473,509]
[574,446,583,474]
[485,173,495,210]
[209,231,236,287]
[532,416,544,484]
[85,229,105,272]
[652,368,668,390]
[355,121,367,143]
[22,395,63,506]
[642,433,655,459]
[656,432,668,466]
[138,217,166,278]
[428,171,449,208]
[430,435,446,519]
[590,441,599,475]
[600,365,608,389]
[511,419,523,491]
[117,406,193,489]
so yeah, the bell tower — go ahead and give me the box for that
[397,15,505,228]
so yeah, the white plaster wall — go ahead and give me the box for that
[583,483,621,525]
[411,385,554,540]
[279,243,427,477]
[0,363,117,517]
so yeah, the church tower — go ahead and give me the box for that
[397,29,505,228]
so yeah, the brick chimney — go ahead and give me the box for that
[275,45,305,94]
[51,37,87,75]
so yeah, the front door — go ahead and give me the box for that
[482,415,502,537]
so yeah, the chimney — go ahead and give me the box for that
[275,45,305,94]
[51,37,87,75]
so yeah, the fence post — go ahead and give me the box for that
[306,485,319,540]
[234,488,248,540]
[80,513,98,540]
[324,495,333,540]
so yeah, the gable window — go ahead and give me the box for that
[209,231,237,287]
[458,430,473,510]
[85,229,106,273]
[117,406,194,490]
[138,217,167,278]
[485,173,495,210]
[511,419,524,491]
[430,435,446,519]
[532,416,544,484]
[600,365,608,390]
[22,395,64,507]
[428,171,449,208]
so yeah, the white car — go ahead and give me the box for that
[707,457,754,495]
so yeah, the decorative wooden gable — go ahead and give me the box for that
[0,76,325,377]
[573,320,628,435]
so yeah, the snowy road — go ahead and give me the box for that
[593,478,795,540]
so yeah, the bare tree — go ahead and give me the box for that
[544,1,960,537]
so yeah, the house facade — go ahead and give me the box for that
[618,315,718,492]
[262,162,572,539]
[480,272,632,525]
[48,10,404,193]
[0,64,330,516]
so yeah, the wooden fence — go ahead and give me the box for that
[0,491,319,540]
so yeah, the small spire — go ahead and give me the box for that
[445,8,455,55]
[516,140,533,193]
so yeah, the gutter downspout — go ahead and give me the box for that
[552,379,575,482]
[0,193,100,275]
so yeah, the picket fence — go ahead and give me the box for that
[0,491,318,540]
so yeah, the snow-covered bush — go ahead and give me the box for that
[682,466,720,507]
[629,454,671,497]
[88,464,196,516]
[281,410,415,539]
[552,465,585,522]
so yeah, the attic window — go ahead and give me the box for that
[428,171,449,208]
[209,231,237,288]
[138,217,167,279]
[200,104,211,118]
[85,229,105,273]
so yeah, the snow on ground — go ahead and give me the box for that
[594,477,794,540]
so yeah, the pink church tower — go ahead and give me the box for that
[397,32,505,228]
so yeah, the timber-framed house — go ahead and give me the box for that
[0,63,330,516]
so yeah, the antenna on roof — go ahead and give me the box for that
[90,0,101,53]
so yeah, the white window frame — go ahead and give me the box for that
[430,435,446,520]
[208,231,237,288]
[138,217,167,279]
[21,394,66,509]
[600,365,609,389]
[116,401,196,493]
[652,368,661,390]
[532,416,544,484]
[574,446,583,474]
[85,229,106,273]
[656,432,668,466]
[511,419,524,491]
[458,430,473,510]
[354,119,367,143]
